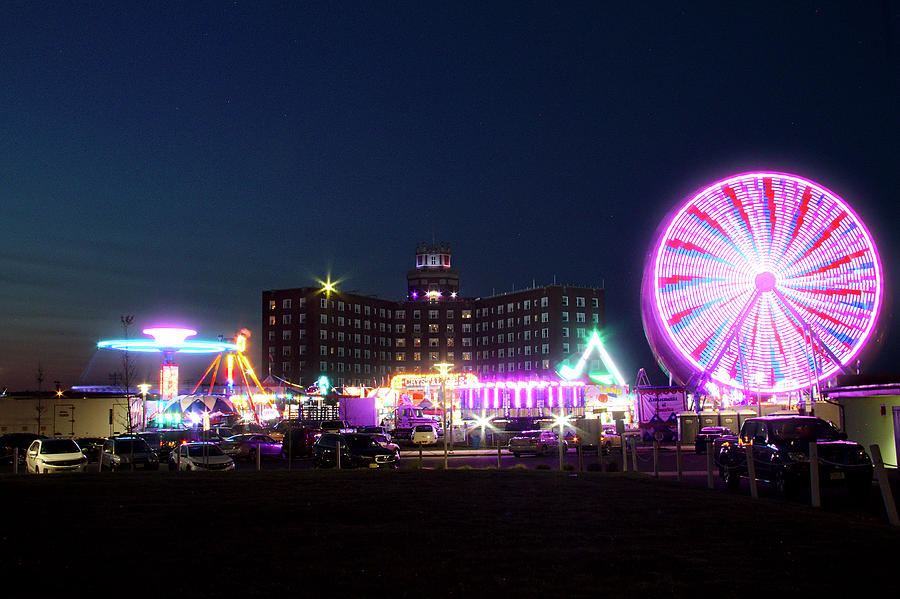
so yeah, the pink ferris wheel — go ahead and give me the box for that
[641,172,884,395]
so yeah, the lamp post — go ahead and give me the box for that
[434,362,454,469]
[138,384,151,431]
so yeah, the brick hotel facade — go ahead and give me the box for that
[262,243,605,388]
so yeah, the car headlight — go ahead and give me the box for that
[111,455,122,464]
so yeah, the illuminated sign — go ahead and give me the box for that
[390,373,479,389]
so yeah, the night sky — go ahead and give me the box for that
[2,1,898,391]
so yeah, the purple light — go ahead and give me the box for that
[642,171,884,394]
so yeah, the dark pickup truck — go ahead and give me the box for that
[716,415,873,497]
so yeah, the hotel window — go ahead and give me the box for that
[462,310,471,319]
[299,314,306,323]
[592,314,599,324]
[507,318,513,328]
[525,346,532,355]
[541,297,548,307]
[462,323,471,332]
[561,312,569,322]
[429,338,439,347]
[507,303,514,312]
[562,328,569,338]
[414,310,421,319]
[299,345,307,355]
[541,313,548,323]
[446,324,454,333]
[430,352,439,361]
[575,297,584,307]
[365,321,371,330]
[542,359,550,369]
[319,330,327,340]
[365,306,371,315]
[498,349,505,358]
[413,324,421,333]
[496,334,504,344]
[396,338,406,347]
[524,300,531,309]
[338,317,345,326]
[447,338,454,347]
[462,337,472,346]
[576,312,585,323]
[524,330,531,340]
[497,319,503,329]
[497,305,504,315]
[282,330,291,340]
[320,314,327,324]
[414,352,421,361]
[447,310,454,319]
[541,344,549,354]
[429,310,439,319]
[269,300,276,310]
[576,328,586,338]
[338,332,345,341]
[541,328,548,338]
[320,346,328,356]
[269,316,276,326]
[268,330,275,341]
[429,324,439,333]
[279,314,290,325]
[364,350,371,359]
[282,346,291,356]
[592,298,599,308]
[355,304,361,314]
[337,347,345,357]
[414,338,422,347]
[447,352,454,361]
[463,352,472,361]
[507,333,514,342]
[396,310,405,319]
[562,296,569,306]
[524,315,531,325]
[562,343,569,353]
[396,352,405,361]
[299,298,306,307]
[396,324,406,333]
[380,308,386,317]
[282,299,291,309]
[320,298,327,308]
[525,361,532,370]
[282,361,291,373]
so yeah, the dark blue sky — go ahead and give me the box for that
[2,1,898,391]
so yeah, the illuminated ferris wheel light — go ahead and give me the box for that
[642,172,883,394]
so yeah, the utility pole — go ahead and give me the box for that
[121,315,135,432]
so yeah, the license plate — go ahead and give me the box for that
[830,472,845,480]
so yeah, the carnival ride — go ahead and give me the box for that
[641,172,884,398]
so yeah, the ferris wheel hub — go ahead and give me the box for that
[754,271,777,292]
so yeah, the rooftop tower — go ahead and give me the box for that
[406,241,460,301]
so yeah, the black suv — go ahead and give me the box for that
[312,433,399,469]
[718,416,873,496]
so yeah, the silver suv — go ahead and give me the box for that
[100,436,160,471]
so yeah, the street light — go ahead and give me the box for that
[434,362,454,469]
[138,384,151,430]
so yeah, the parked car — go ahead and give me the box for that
[694,426,731,454]
[100,436,160,471]
[76,437,106,462]
[312,433,399,469]
[717,416,874,496]
[0,433,46,465]
[25,438,87,473]
[360,426,391,440]
[218,434,282,461]
[365,432,400,454]
[508,430,567,457]
[411,424,438,445]
[279,425,321,459]
[320,419,354,434]
[171,442,235,471]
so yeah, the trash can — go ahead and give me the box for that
[677,411,699,445]
[719,410,738,434]
[699,411,719,430]
[736,409,757,430]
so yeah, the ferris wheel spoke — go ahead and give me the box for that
[772,289,849,375]
[700,290,761,381]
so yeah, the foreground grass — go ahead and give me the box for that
[1,469,896,597]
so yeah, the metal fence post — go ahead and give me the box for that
[809,441,821,508]
[870,444,899,527]
[630,436,638,472]
[256,443,261,471]
[336,440,341,470]
[676,444,683,482]
[746,445,758,499]
[653,441,659,478]
[706,442,714,489]
[577,441,584,472]
[621,436,628,472]
[497,436,502,470]
[13,448,18,474]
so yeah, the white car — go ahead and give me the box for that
[173,442,235,471]
[26,438,87,473]
[411,424,437,445]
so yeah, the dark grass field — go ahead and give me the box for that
[2,468,897,597]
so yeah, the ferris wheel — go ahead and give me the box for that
[641,172,884,395]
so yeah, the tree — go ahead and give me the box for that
[34,364,47,434]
